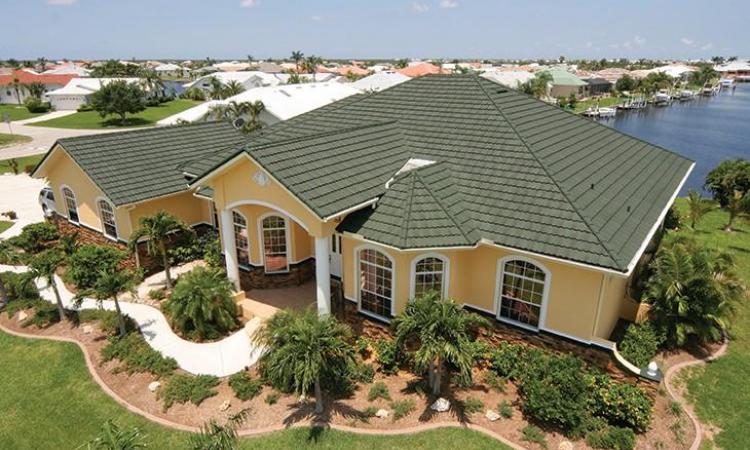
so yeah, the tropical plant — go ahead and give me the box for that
[209,100,265,134]
[187,408,250,450]
[89,80,147,125]
[685,190,712,230]
[291,50,304,73]
[615,74,637,93]
[137,68,165,99]
[67,245,125,290]
[25,81,46,99]
[253,308,357,413]
[393,292,490,395]
[207,76,227,100]
[722,190,750,232]
[180,86,206,101]
[520,72,552,99]
[704,159,750,229]
[691,65,718,87]
[57,232,80,256]
[301,55,323,73]
[36,57,48,72]
[162,266,239,340]
[644,238,744,347]
[222,80,245,98]
[10,77,24,104]
[79,269,138,337]
[618,322,664,368]
[7,221,59,253]
[0,242,20,303]
[28,249,66,322]
[128,211,191,289]
[85,420,147,450]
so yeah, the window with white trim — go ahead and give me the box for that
[413,256,446,298]
[359,248,393,318]
[498,259,546,328]
[261,215,288,273]
[62,187,79,223]
[232,211,250,267]
[98,199,117,240]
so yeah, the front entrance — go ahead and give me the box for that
[330,234,342,278]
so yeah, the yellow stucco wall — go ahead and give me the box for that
[593,275,631,340]
[128,192,212,237]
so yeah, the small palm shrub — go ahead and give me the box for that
[390,399,416,421]
[586,426,636,450]
[87,420,147,450]
[77,309,137,336]
[187,408,249,450]
[22,302,60,328]
[618,322,664,367]
[159,374,219,411]
[264,392,280,405]
[521,425,547,449]
[367,381,391,402]
[498,400,513,418]
[162,267,240,341]
[228,371,263,401]
[373,338,401,375]
[7,222,58,253]
[1,271,39,304]
[349,361,375,384]
[461,396,484,414]
[67,245,125,290]
[101,332,177,377]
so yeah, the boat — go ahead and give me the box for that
[583,106,617,118]
[720,78,735,88]
[679,90,695,101]
[654,91,671,106]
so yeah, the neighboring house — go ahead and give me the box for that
[397,62,444,77]
[154,63,187,77]
[33,75,693,351]
[212,61,252,72]
[0,69,78,104]
[544,69,588,98]
[44,78,141,110]
[351,71,410,92]
[158,81,360,126]
[255,62,285,73]
[649,64,696,79]
[43,65,92,77]
[184,71,281,96]
[593,68,632,83]
[336,65,370,77]
[480,70,535,89]
[583,77,613,96]
[715,60,750,80]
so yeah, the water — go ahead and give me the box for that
[601,84,750,194]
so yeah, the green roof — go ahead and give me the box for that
[187,74,693,272]
[543,69,588,86]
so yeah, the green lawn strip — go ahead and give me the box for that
[0,133,32,148]
[29,99,202,129]
[0,154,43,174]
[0,104,46,122]
[572,96,626,114]
[0,221,12,234]
[670,198,750,450]
[0,331,507,450]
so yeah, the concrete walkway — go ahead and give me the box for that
[0,263,263,377]
[0,173,46,240]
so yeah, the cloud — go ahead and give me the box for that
[701,43,713,51]
[412,2,429,12]
[633,35,646,46]
[439,0,458,8]
[46,0,77,5]
[311,15,323,21]
[681,37,694,46]
[585,41,593,48]
[240,0,259,7]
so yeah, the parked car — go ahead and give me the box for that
[39,187,56,218]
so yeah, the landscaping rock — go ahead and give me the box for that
[297,394,307,405]
[219,400,231,412]
[147,381,161,393]
[484,410,501,421]
[430,397,450,412]
[375,409,389,419]
[82,325,94,335]
[17,311,28,322]
[558,440,574,450]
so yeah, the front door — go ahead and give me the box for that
[330,234,342,278]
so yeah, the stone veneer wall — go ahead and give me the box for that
[238,258,315,290]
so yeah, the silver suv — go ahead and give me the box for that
[38,187,57,218]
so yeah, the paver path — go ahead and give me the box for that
[0,263,262,377]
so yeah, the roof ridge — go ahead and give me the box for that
[413,166,475,243]
[401,172,417,247]
[57,120,229,144]
[474,76,620,266]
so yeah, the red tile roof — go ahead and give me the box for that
[0,69,78,87]
[397,63,445,77]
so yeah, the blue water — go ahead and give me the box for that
[602,84,750,194]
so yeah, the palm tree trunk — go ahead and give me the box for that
[725,210,736,232]
[161,242,172,289]
[432,358,442,396]
[314,378,324,414]
[113,296,126,337]
[0,278,8,306]
[49,276,65,322]
[428,359,435,389]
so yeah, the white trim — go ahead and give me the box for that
[463,303,494,316]
[59,184,80,225]
[353,243,396,320]
[322,197,379,222]
[95,196,119,241]
[494,255,551,331]
[230,209,251,267]
[542,327,592,346]
[408,252,450,300]
[225,199,311,233]
[257,212,291,274]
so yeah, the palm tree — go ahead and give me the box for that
[28,249,66,322]
[84,269,137,337]
[25,81,46,100]
[84,420,147,450]
[10,77,24,105]
[723,190,750,232]
[207,76,226,100]
[291,50,304,73]
[393,292,490,396]
[0,242,20,305]
[222,80,245,98]
[253,309,356,413]
[302,55,322,74]
[187,408,250,450]
[128,211,191,289]
[209,100,265,134]
[644,238,744,347]
[521,72,552,99]
[37,57,48,72]
[138,69,165,99]
[686,190,712,230]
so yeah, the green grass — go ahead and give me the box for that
[0,132,32,148]
[0,154,43,174]
[0,221,12,234]
[29,99,202,129]
[0,104,47,122]
[572,96,626,114]
[0,331,508,449]
[670,198,750,450]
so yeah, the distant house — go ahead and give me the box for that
[255,62,285,74]
[351,71,410,92]
[336,65,370,77]
[593,68,632,83]
[584,78,613,96]
[481,70,535,89]
[44,78,141,110]
[397,62,444,77]
[154,63,187,77]
[649,64,696,80]
[212,61,252,72]
[715,60,750,80]
[0,69,78,104]
[43,65,91,77]
[544,69,588,99]
[184,71,281,96]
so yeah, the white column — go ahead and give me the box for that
[314,236,331,316]
[220,208,241,291]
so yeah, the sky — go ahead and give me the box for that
[1,0,748,61]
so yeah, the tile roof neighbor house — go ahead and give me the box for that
[481,70,535,89]
[44,77,141,110]
[33,74,692,352]
[0,69,78,104]
[543,68,588,98]
[184,71,281,96]
[351,71,411,92]
[397,62,444,77]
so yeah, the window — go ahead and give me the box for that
[232,211,250,267]
[261,215,288,273]
[412,256,447,298]
[97,199,117,240]
[497,259,547,328]
[359,248,393,318]
[61,187,78,223]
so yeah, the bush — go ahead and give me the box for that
[203,234,223,269]
[663,206,681,230]
[8,222,58,253]
[354,336,371,357]
[167,231,218,266]
[228,372,263,401]
[367,381,391,402]
[521,425,547,449]
[390,399,415,421]
[159,374,219,410]
[101,332,177,377]
[264,392,280,405]
[483,370,507,393]
[148,288,167,301]
[588,374,653,432]
[68,245,125,290]
[618,322,664,368]
[373,339,401,375]
[466,339,492,365]
[77,309,137,336]
[490,342,545,381]
[23,96,51,113]
[586,426,636,450]
[22,302,60,328]
[461,396,484,414]
[350,361,375,384]
[77,103,95,112]
[498,400,513,418]
[360,406,378,421]
[1,271,39,304]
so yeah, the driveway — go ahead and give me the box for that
[0,173,46,239]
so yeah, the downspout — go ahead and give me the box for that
[592,274,609,340]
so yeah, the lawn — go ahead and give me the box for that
[0,154,43,174]
[0,330,507,450]
[0,132,31,148]
[0,104,47,122]
[572,96,626,114]
[29,99,202,129]
[0,221,12,234]
[669,198,750,450]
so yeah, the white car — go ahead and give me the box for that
[38,187,57,218]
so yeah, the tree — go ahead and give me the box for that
[394,59,409,69]
[615,74,637,93]
[86,420,147,450]
[686,190,712,230]
[301,55,322,73]
[0,242,20,304]
[691,65,718,87]
[25,81,46,99]
[28,249,66,322]
[128,211,191,289]
[704,159,750,217]
[520,72,552,99]
[207,76,227,100]
[209,100,265,134]
[291,50,304,73]
[89,59,141,78]
[37,57,48,72]
[83,269,138,337]
[162,267,240,341]
[644,238,743,347]
[567,92,578,109]
[723,190,750,232]
[393,292,490,396]
[222,80,245,98]
[253,309,356,413]
[10,77,24,104]
[138,68,165,99]
[89,80,147,125]
[187,408,250,450]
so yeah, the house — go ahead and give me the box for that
[480,70,535,89]
[44,78,141,110]
[649,64,696,80]
[0,69,78,104]
[543,69,588,99]
[397,62,444,77]
[43,65,91,77]
[583,77,613,96]
[351,71,410,92]
[184,71,281,96]
[212,61,252,72]
[154,63,187,77]
[715,60,750,80]
[32,74,693,351]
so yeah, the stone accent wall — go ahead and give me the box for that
[238,258,315,290]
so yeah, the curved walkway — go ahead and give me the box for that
[0,264,262,376]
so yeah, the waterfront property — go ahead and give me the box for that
[31,74,693,349]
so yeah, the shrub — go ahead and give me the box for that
[663,206,681,230]
[586,426,636,450]
[367,381,391,402]
[68,245,125,290]
[101,332,177,377]
[203,234,223,269]
[350,361,375,384]
[77,103,95,112]
[228,372,263,401]
[390,399,415,421]
[354,336,371,357]
[181,87,206,101]
[8,222,58,253]
[461,396,484,414]
[498,400,513,418]
[373,338,401,375]
[2,210,18,220]
[77,309,137,336]
[588,374,653,432]
[1,271,39,304]
[521,425,547,449]
[264,392,280,405]
[483,370,507,393]
[22,302,60,328]
[490,342,545,381]
[467,339,492,365]
[148,288,167,301]
[24,96,51,113]
[167,231,218,266]
[618,322,664,368]
[668,400,682,416]
[159,374,219,410]
[360,406,378,421]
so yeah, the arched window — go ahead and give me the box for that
[261,215,288,273]
[232,211,250,267]
[97,199,118,240]
[411,255,447,299]
[358,248,393,318]
[497,259,548,328]
[61,187,79,223]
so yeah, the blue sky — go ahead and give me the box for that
[2,0,748,60]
